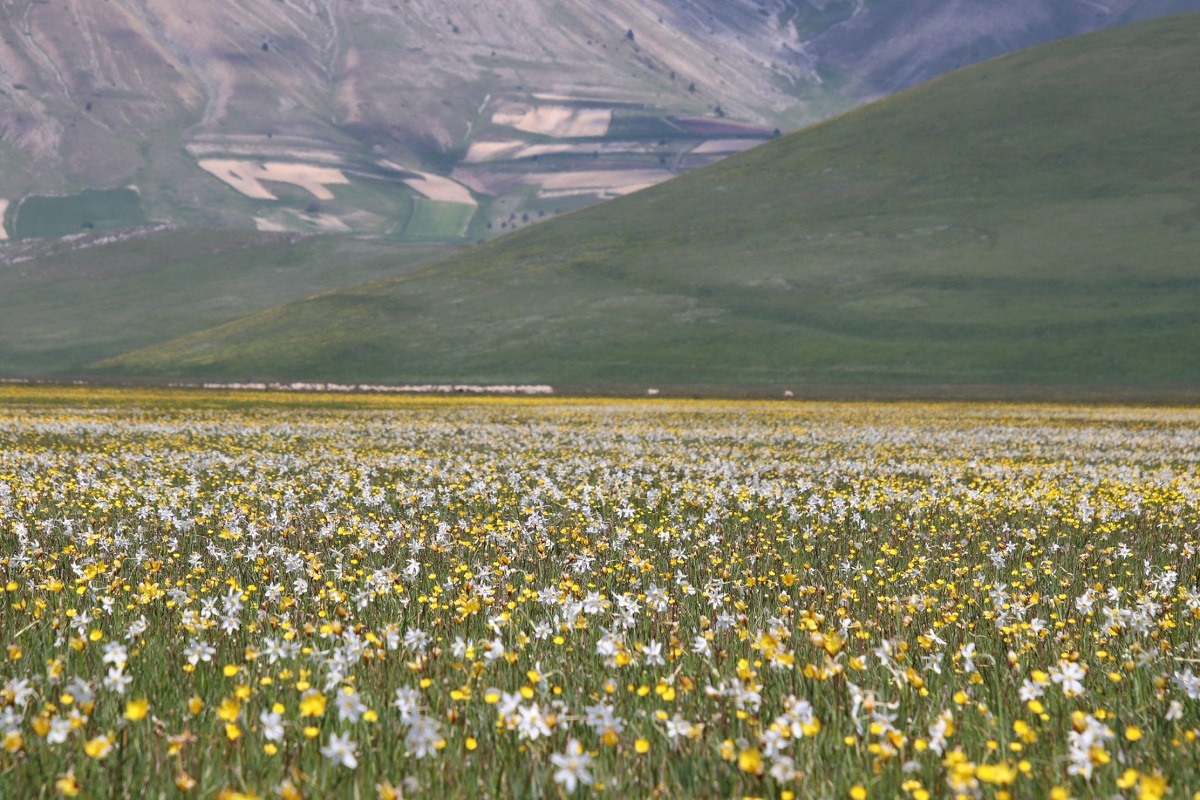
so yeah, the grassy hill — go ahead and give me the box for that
[94,14,1200,393]
[0,229,451,376]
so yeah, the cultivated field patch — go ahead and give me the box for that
[399,171,477,207]
[691,138,764,155]
[185,143,345,164]
[10,189,147,240]
[529,168,675,198]
[492,105,613,138]
[463,141,655,164]
[198,160,351,201]
[404,199,476,239]
[461,141,527,164]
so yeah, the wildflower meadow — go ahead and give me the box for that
[1,387,1198,799]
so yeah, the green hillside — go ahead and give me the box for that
[95,14,1200,393]
[0,230,451,376]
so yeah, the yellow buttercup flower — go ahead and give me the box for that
[124,698,150,722]
[3,731,24,754]
[299,691,326,718]
[975,762,1017,786]
[55,772,81,797]
[83,734,114,760]
[737,748,762,775]
[216,697,240,722]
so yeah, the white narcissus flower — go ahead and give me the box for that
[1175,668,1200,700]
[320,732,358,769]
[259,709,284,742]
[404,715,443,759]
[335,689,367,722]
[46,718,72,745]
[101,643,127,667]
[103,666,132,695]
[551,739,594,794]
[393,687,422,723]
[1051,661,1086,697]
[516,703,552,741]
[643,640,666,666]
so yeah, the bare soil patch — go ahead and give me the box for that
[199,160,351,200]
[402,171,477,206]
[691,139,762,155]
[492,105,612,138]
[463,141,528,163]
[528,169,673,198]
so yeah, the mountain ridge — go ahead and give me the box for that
[3,0,1198,241]
[91,12,1200,391]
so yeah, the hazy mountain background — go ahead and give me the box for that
[92,13,1200,393]
[2,0,1198,240]
[3,2,1199,394]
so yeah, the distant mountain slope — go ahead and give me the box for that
[812,0,1200,96]
[1,0,1197,242]
[0,0,828,241]
[0,229,451,376]
[94,13,1200,392]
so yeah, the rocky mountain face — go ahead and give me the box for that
[1,0,1196,241]
[812,0,1200,96]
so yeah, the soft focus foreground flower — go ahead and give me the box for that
[737,748,763,775]
[321,732,359,769]
[299,691,327,719]
[124,698,150,722]
[83,733,114,760]
[55,772,81,797]
[2,731,23,754]
[551,739,594,793]
[975,761,1017,786]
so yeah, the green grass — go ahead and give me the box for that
[0,229,454,376]
[404,199,477,239]
[12,189,147,239]
[86,13,1200,392]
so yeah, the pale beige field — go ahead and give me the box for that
[529,168,674,197]
[198,161,351,201]
[400,171,478,206]
[492,104,613,138]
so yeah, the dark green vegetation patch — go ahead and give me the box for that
[404,200,477,240]
[12,188,147,240]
